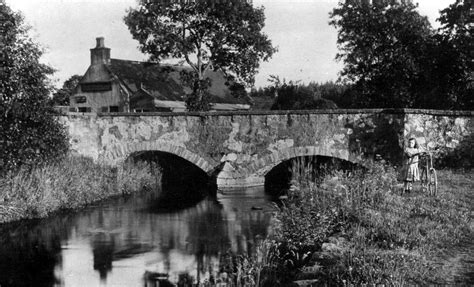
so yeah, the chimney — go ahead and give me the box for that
[90,37,110,65]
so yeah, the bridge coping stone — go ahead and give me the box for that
[60,108,474,118]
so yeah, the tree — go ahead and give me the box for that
[124,0,276,111]
[0,1,68,172]
[270,79,338,110]
[329,0,434,108]
[307,81,351,108]
[429,0,473,110]
[51,74,82,106]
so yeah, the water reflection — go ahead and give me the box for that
[0,187,274,286]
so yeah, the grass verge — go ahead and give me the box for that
[0,156,161,223]
[258,163,473,286]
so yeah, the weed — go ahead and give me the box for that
[262,161,473,285]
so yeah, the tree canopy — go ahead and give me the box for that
[432,0,473,109]
[329,0,472,110]
[51,74,82,106]
[124,0,276,111]
[330,0,434,108]
[250,76,340,110]
[0,0,68,172]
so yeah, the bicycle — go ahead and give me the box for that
[420,152,438,196]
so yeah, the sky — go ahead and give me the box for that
[5,0,454,88]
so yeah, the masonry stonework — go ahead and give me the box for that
[403,110,474,167]
[60,109,473,189]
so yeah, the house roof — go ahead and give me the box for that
[80,58,249,105]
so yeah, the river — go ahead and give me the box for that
[1,169,472,286]
[0,187,276,286]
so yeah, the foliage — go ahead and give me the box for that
[264,162,473,285]
[124,0,276,111]
[250,80,354,110]
[0,156,160,223]
[118,160,162,194]
[329,1,434,108]
[50,74,82,106]
[427,0,473,110]
[267,78,339,110]
[180,70,213,111]
[329,0,473,110]
[199,251,264,287]
[306,81,351,108]
[437,133,474,169]
[271,80,311,110]
[228,82,248,101]
[0,1,69,172]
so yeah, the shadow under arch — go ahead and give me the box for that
[264,155,358,194]
[246,146,359,195]
[243,146,358,177]
[108,142,216,175]
[124,148,215,211]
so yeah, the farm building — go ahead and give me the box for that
[69,37,251,113]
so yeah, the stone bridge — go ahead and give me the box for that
[60,109,473,189]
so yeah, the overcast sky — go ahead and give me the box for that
[6,0,453,88]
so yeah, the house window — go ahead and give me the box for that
[69,107,77,112]
[78,107,91,113]
[101,107,109,113]
[134,109,150,113]
[109,106,119,112]
[81,82,112,92]
[75,96,87,104]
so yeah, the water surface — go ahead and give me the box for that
[0,187,275,286]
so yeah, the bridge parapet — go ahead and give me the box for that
[59,109,474,189]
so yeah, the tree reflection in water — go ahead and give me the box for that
[0,185,273,286]
[0,217,69,286]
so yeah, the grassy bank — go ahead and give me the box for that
[0,156,161,223]
[257,163,473,285]
[166,162,473,286]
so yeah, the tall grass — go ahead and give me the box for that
[0,156,161,223]
[260,161,473,285]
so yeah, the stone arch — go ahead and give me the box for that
[242,146,354,178]
[102,141,216,174]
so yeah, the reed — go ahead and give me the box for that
[0,156,161,223]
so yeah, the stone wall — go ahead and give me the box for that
[60,109,474,189]
[403,109,474,168]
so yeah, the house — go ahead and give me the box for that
[69,37,251,113]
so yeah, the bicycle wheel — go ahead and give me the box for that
[420,164,429,192]
[428,168,438,196]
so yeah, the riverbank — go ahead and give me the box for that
[256,164,473,286]
[0,156,161,223]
